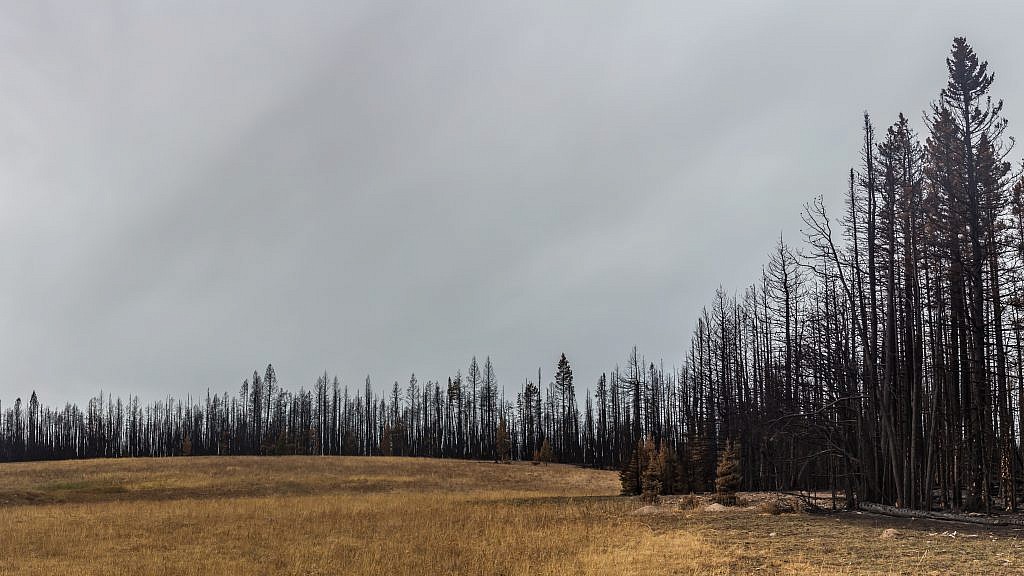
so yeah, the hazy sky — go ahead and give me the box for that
[2,1,1023,405]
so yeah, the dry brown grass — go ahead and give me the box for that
[1,457,1022,575]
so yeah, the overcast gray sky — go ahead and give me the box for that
[2,1,1023,405]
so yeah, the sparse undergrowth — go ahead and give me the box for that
[1,457,1023,575]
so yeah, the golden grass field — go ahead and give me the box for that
[1,456,1023,575]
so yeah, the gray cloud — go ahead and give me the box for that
[2,0,1023,404]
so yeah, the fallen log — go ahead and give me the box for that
[857,502,1024,527]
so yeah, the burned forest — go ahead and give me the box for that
[4,37,1024,518]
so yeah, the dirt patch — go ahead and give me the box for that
[631,505,676,516]
[879,528,899,539]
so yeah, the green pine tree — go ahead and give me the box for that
[641,441,662,503]
[659,444,679,495]
[495,418,511,463]
[537,437,554,465]
[715,441,741,505]
[688,436,708,493]
[620,446,642,495]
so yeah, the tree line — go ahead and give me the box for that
[2,38,1023,514]
[0,352,666,467]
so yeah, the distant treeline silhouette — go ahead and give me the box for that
[4,38,1024,515]
[0,354,665,471]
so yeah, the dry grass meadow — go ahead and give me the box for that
[1,456,1023,575]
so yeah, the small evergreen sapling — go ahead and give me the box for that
[495,418,511,463]
[714,441,741,505]
[641,442,662,503]
[658,444,679,495]
[687,436,708,493]
[181,432,192,457]
[537,438,554,465]
[619,440,652,495]
[619,446,641,495]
